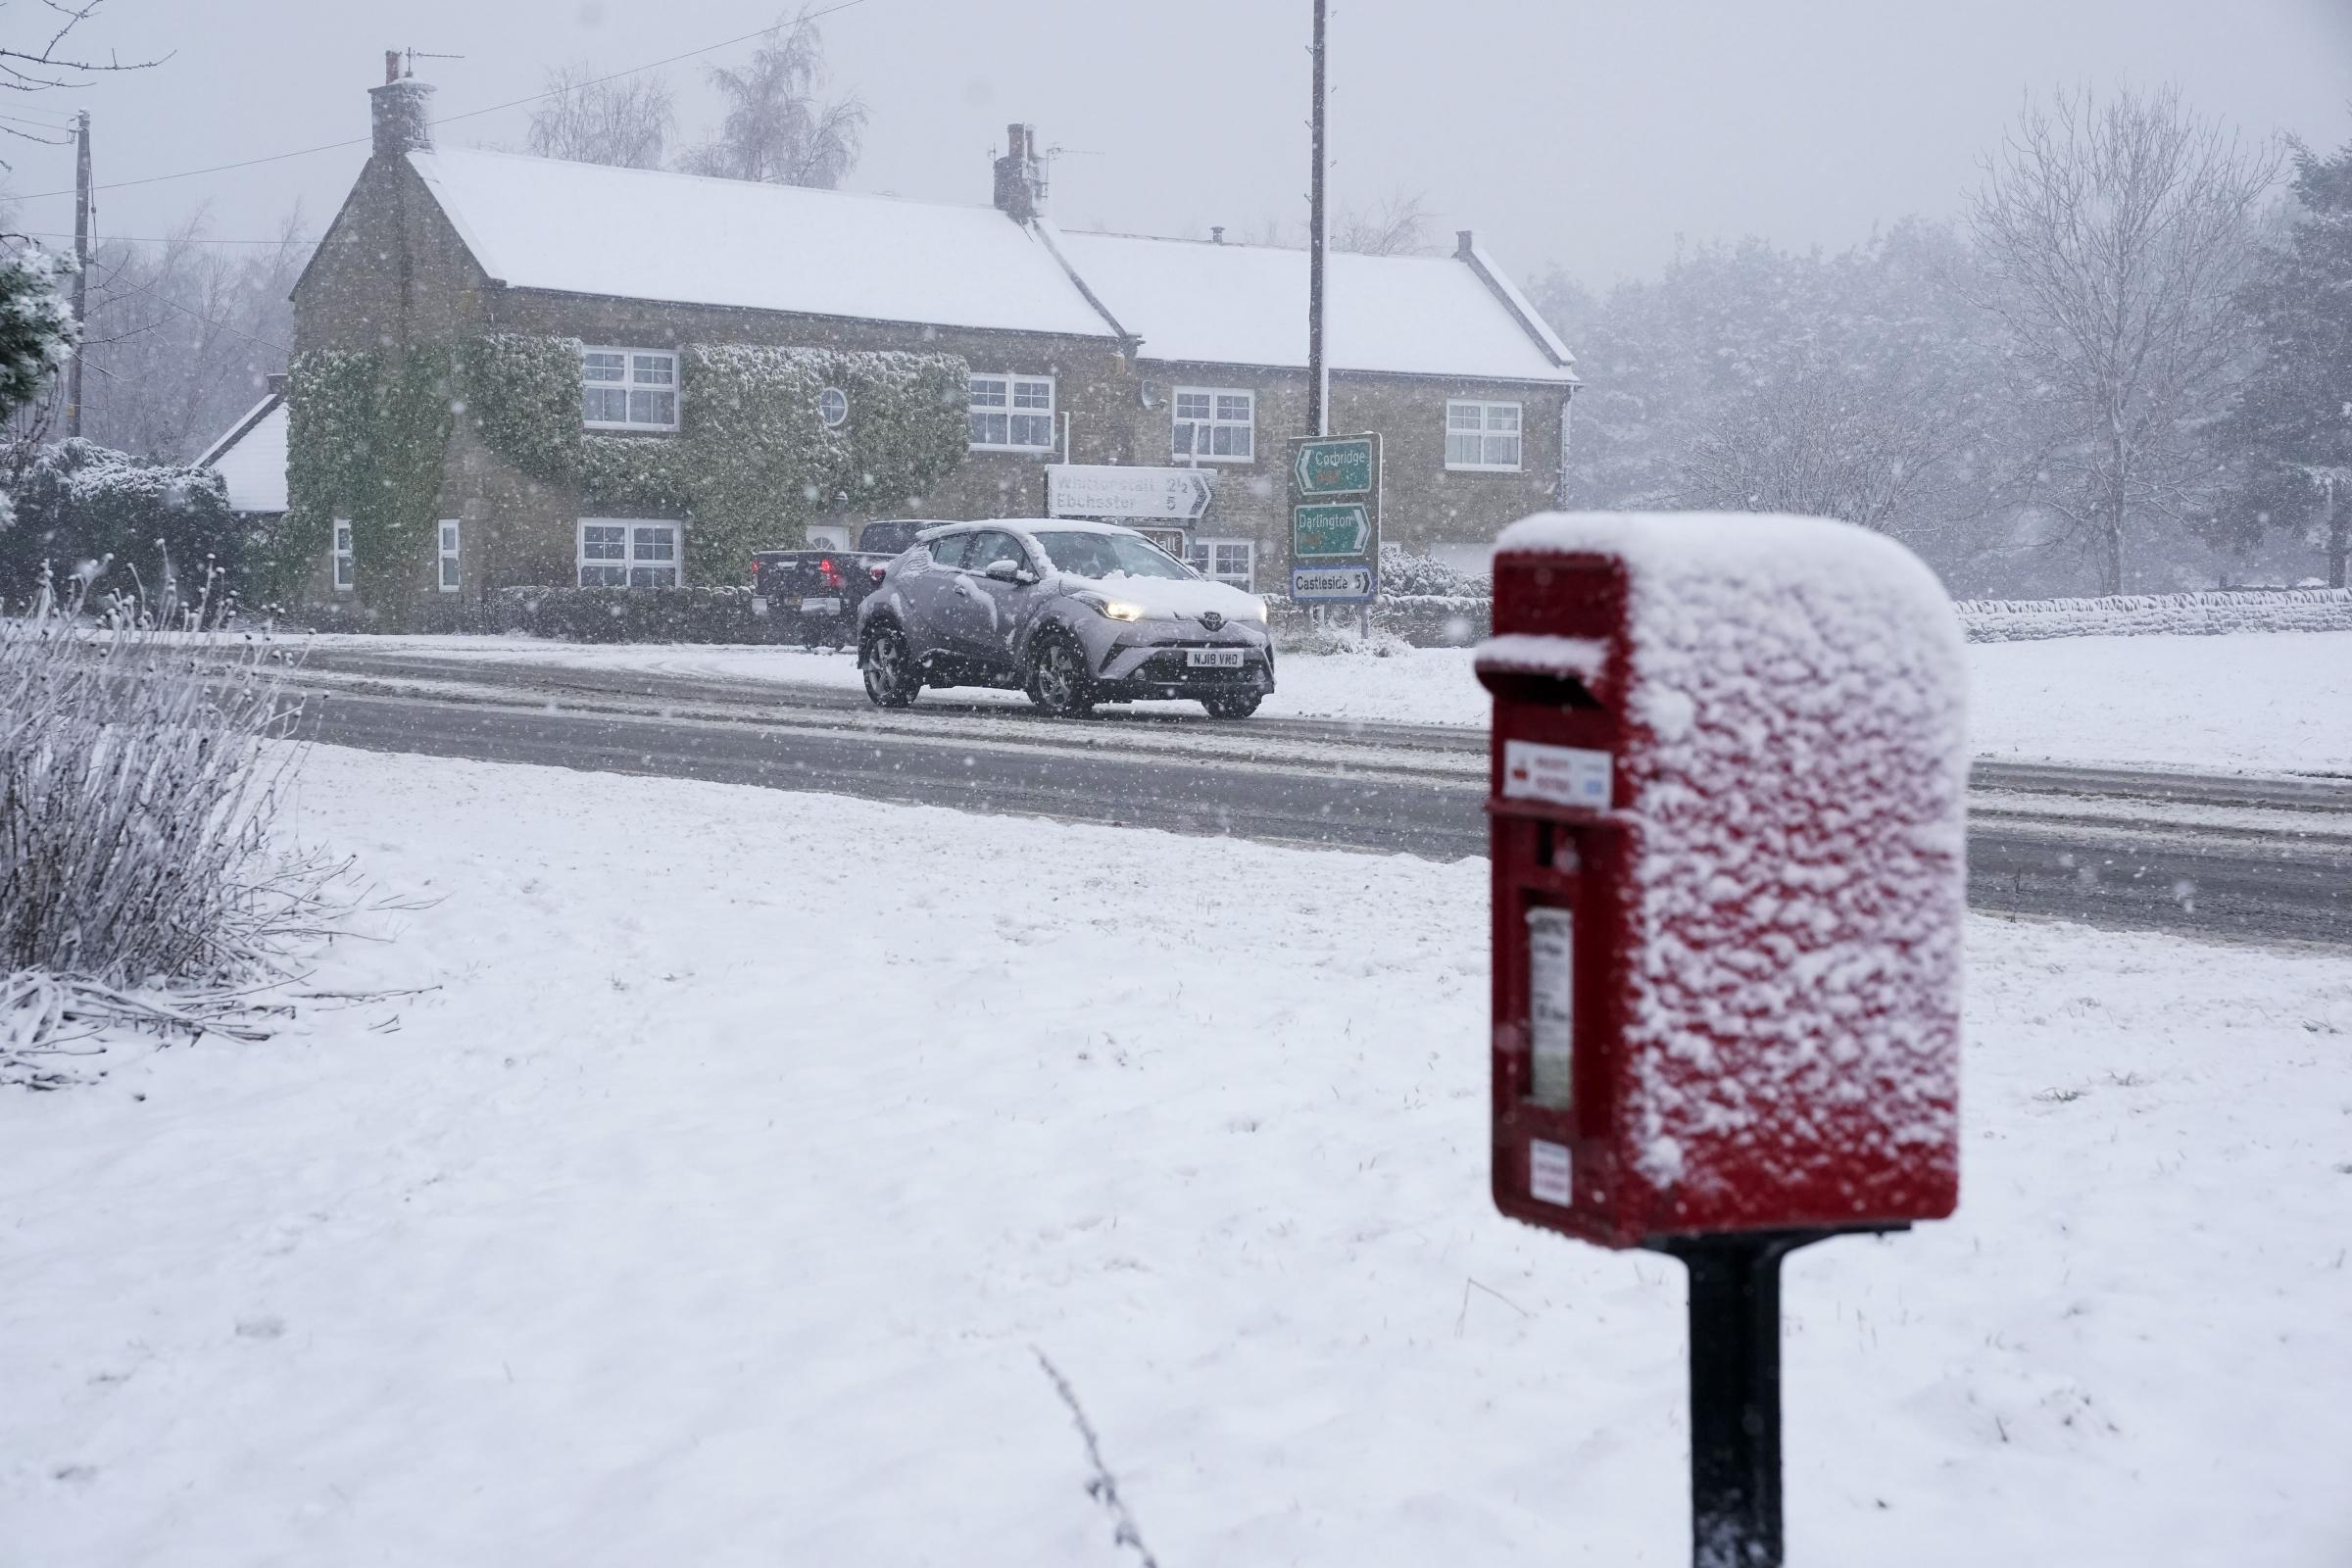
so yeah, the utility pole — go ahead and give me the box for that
[1306,0,1329,439]
[67,107,90,439]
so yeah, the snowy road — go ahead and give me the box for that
[8,749,2350,1566]
[278,650,2352,947]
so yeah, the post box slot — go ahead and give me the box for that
[1525,904,1575,1110]
[1479,669,1603,710]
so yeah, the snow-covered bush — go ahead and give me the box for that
[0,247,78,416]
[0,439,242,603]
[1379,541,1491,598]
[2,590,318,1077]
[1276,615,1413,658]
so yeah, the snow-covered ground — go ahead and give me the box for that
[296,627,2352,775]
[5,747,2349,1564]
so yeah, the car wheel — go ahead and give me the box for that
[1027,633,1097,717]
[1204,692,1263,719]
[861,622,920,709]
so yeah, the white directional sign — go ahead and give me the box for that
[1291,564,1377,602]
[1047,466,1214,521]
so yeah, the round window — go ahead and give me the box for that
[817,386,849,428]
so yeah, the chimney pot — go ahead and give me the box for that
[1211,226,1225,245]
[992,121,1044,223]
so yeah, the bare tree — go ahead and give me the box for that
[1674,350,1958,532]
[0,0,163,123]
[676,8,866,189]
[1964,86,2278,593]
[1334,187,1437,257]
[525,63,675,171]
[37,207,311,461]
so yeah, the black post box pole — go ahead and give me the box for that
[1654,1231,1844,1568]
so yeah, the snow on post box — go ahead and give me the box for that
[1476,513,1968,1248]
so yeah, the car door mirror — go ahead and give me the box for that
[984,558,1037,586]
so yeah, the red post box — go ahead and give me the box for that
[1478,512,1968,1249]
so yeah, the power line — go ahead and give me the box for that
[2,0,873,204]
[21,229,310,246]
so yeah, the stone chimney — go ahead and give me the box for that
[1455,228,1477,260]
[370,50,435,159]
[993,122,1045,222]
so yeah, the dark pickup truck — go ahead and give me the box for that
[751,551,896,649]
[751,521,946,649]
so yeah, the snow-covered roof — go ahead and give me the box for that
[399,148,1572,382]
[195,392,288,514]
[406,148,1120,341]
[1049,228,1578,384]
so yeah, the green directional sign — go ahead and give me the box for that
[1294,436,1376,497]
[1294,503,1371,558]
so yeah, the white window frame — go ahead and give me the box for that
[1446,398,1524,472]
[1186,536,1256,590]
[577,517,684,588]
[331,517,355,593]
[583,347,681,432]
[436,518,461,593]
[1172,386,1255,464]
[967,372,1055,453]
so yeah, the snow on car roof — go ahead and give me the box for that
[407,149,1120,341]
[1049,226,1578,384]
[916,518,1150,538]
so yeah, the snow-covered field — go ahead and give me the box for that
[300,627,2352,775]
[5,747,2349,1564]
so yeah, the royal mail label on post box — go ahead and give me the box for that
[1502,740,1613,809]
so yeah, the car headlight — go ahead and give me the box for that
[1075,592,1147,621]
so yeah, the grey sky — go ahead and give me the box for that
[5,0,2347,291]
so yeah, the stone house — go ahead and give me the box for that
[284,65,1576,612]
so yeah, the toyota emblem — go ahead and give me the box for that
[1200,611,1225,630]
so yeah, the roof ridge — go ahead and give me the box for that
[414,144,1004,220]
[1061,226,1466,266]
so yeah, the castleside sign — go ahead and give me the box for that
[1046,466,1214,521]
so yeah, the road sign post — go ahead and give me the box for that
[1287,433,1380,612]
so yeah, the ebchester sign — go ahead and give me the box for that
[1046,466,1214,521]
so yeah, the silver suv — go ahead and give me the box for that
[857,519,1275,718]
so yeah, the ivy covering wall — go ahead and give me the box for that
[278,344,456,607]
[317,333,975,584]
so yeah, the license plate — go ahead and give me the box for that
[750,596,769,614]
[799,597,842,614]
[1186,649,1246,669]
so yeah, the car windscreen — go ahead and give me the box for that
[1031,530,1197,582]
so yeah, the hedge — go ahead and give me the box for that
[1954,588,2352,642]
[491,586,775,644]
